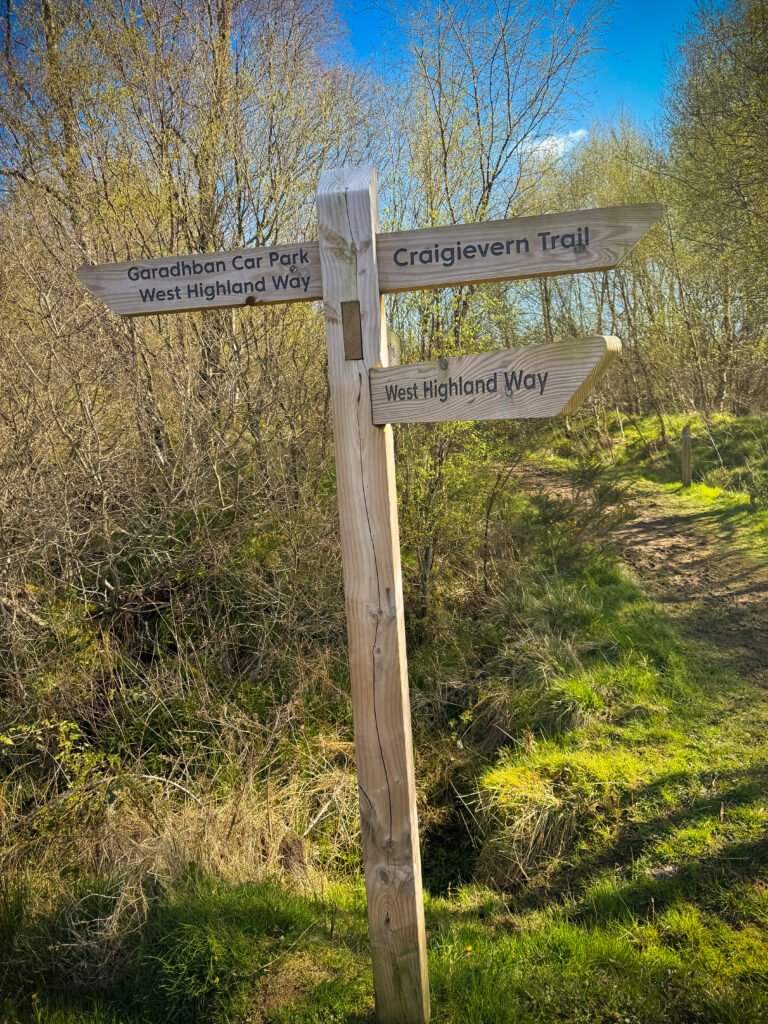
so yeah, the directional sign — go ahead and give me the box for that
[76,240,323,316]
[76,204,661,317]
[369,336,620,425]
[376,205,662,293]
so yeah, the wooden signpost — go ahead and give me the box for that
[682,423,693,488]
[77,167,661,1024]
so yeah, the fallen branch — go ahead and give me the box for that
[0,595,52,630]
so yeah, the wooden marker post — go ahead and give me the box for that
[317,166,430,1024]
[682,423,692,488]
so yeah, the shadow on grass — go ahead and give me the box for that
[5,841,768,1024]
[617,496,768,679]
[1,873,374,1024]
[579,832,768,927]
[621,501,754,541]
[499,762,768,917]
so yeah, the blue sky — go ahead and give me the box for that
[340,0,698,126]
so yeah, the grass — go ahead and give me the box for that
[5,835,767,1023]
[4,552,768,1020]
[2,414,768,1022]
[649,480,768,553]
[541,410,768,552]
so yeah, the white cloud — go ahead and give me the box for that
[530,128,588,159]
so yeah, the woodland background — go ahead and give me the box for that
[0,2,767,1022]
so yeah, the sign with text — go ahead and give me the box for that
[76,204,661,317]
[76,240,323,316]
[376,205,662,293]
[369,336,621,425]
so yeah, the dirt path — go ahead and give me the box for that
[617,483,768,687]
[518,466,768,687]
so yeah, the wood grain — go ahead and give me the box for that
[376,204,662,293]
[76,240,322,316]
[370,337,621,425]
[77,204,661,317]
[317,166,430,1024]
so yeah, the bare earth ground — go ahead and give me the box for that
[522,467,768,687]
[617,484,768,688]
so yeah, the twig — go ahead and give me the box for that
[139,774,204,808]
[302,799,333,838]
[0,595,52,630]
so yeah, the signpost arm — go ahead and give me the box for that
[316,166,430,1024]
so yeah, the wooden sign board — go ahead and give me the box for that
[76,205,661,317]
[370,337,621,425]
[76,240,323,316]
[376,205,662,294]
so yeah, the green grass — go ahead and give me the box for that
[5,857,767,1023]
[4,536,768,1021]
[545,411,767,484]
[649,479,768,553]
[541,410,768,553]
[3,416,768,1022]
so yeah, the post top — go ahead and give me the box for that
[317,164,377,197]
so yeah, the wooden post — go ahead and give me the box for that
[682,423,692,488]
[316,166,430,1024]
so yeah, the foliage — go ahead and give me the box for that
[1,1,768,1021]
[665,0,768,299]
